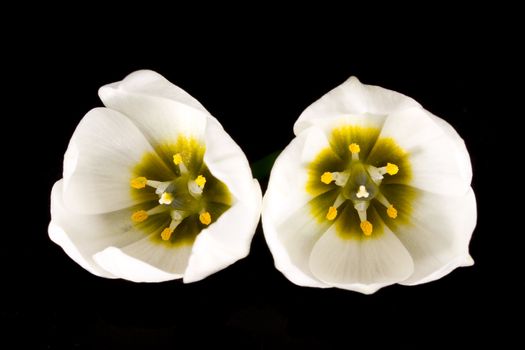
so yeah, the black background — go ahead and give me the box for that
[3,14,517,349]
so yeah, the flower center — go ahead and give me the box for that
[128,137,232,244]
[319,143,400,236]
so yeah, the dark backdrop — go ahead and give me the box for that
[3,18,512,349]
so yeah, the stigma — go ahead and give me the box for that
[356,185,369,198]
[159,192,173,205]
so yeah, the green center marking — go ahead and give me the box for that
[129,136,232,246]
[306,125,417,240]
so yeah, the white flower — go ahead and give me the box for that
[49,70,262,283]
[262,77,476,294]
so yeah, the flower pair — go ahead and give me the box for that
[50,70,476,293]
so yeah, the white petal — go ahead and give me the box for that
[182,117,263,282]
[48,221,114,278]
[309,224,414,293]
[268,204,331,288]
[294,76,420,134]
[93,233,188,283]
[183,180,262,283]
[49,180,144,278]
[428,112,473,185]
[63,107,163,214]
[104,69,208,113]
[99,71,208,145]
[93,246,183,283]
[202,116,259,202]
[376,107,472,195]
[397,188,477,285]
[262,127,333,288]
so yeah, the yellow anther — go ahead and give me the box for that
[326,206,338,221]
[349,143,360,154]
[195,175,206,188]
[130,177,147,189]
[161,227,174,241]
[386,163,399,175]
[199,211,212,225]
[173,153,183,165]
[360,220,373,236]
[131,210,148,223]
[321,172,333,184]
[159,192,174,205]
[387,204,398,219]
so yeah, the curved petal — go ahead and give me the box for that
[294,76,420,135]
[308,224,414,293]
[262,127,333,288]
[49,180,145,278]
[103,69,208,113]
[98,71,208,146]
[178,116,263,282]
[202,116,258,202]
[393,188,477,285]
[375,107,472,195]
[428,112,473,185]
[93,246,183,283]
[93,236,186,282]
[63,107,164,214]
[266,203,331,288]
[183,180,262,283]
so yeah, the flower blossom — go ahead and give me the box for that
[262,77,476,294]
[49,70,262,282]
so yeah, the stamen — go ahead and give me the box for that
[349,143,360,154]
[321,171,350,186]
[360,220,373,236]
[366,165,384,184]
[326,194,345,221]
[131,177,169,191]
[130,177,147,189]
[326,206,338,220]
[173,153,188,173]
[173,153,183,165]
[159,192,174,205]
[161,212,185,241]
[356,185,369,198]
[354,201,369,222]
[321,172,333,184]
[349,143,360,160]
[199,211,212,225]
[188,176,206,197]
[131,210,148,223]
[385,163,399,175]
[375,162,399,177]
[154,181,171,195]
[146,205,169,216]
[195,175,206,188]
[161,227,174,241]
[354,201,373,235]
[387,204,398,219]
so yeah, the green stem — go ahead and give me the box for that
[251,150,281,181]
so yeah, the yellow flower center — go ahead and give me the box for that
[128,137,232,244]
[307,125,413,239]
